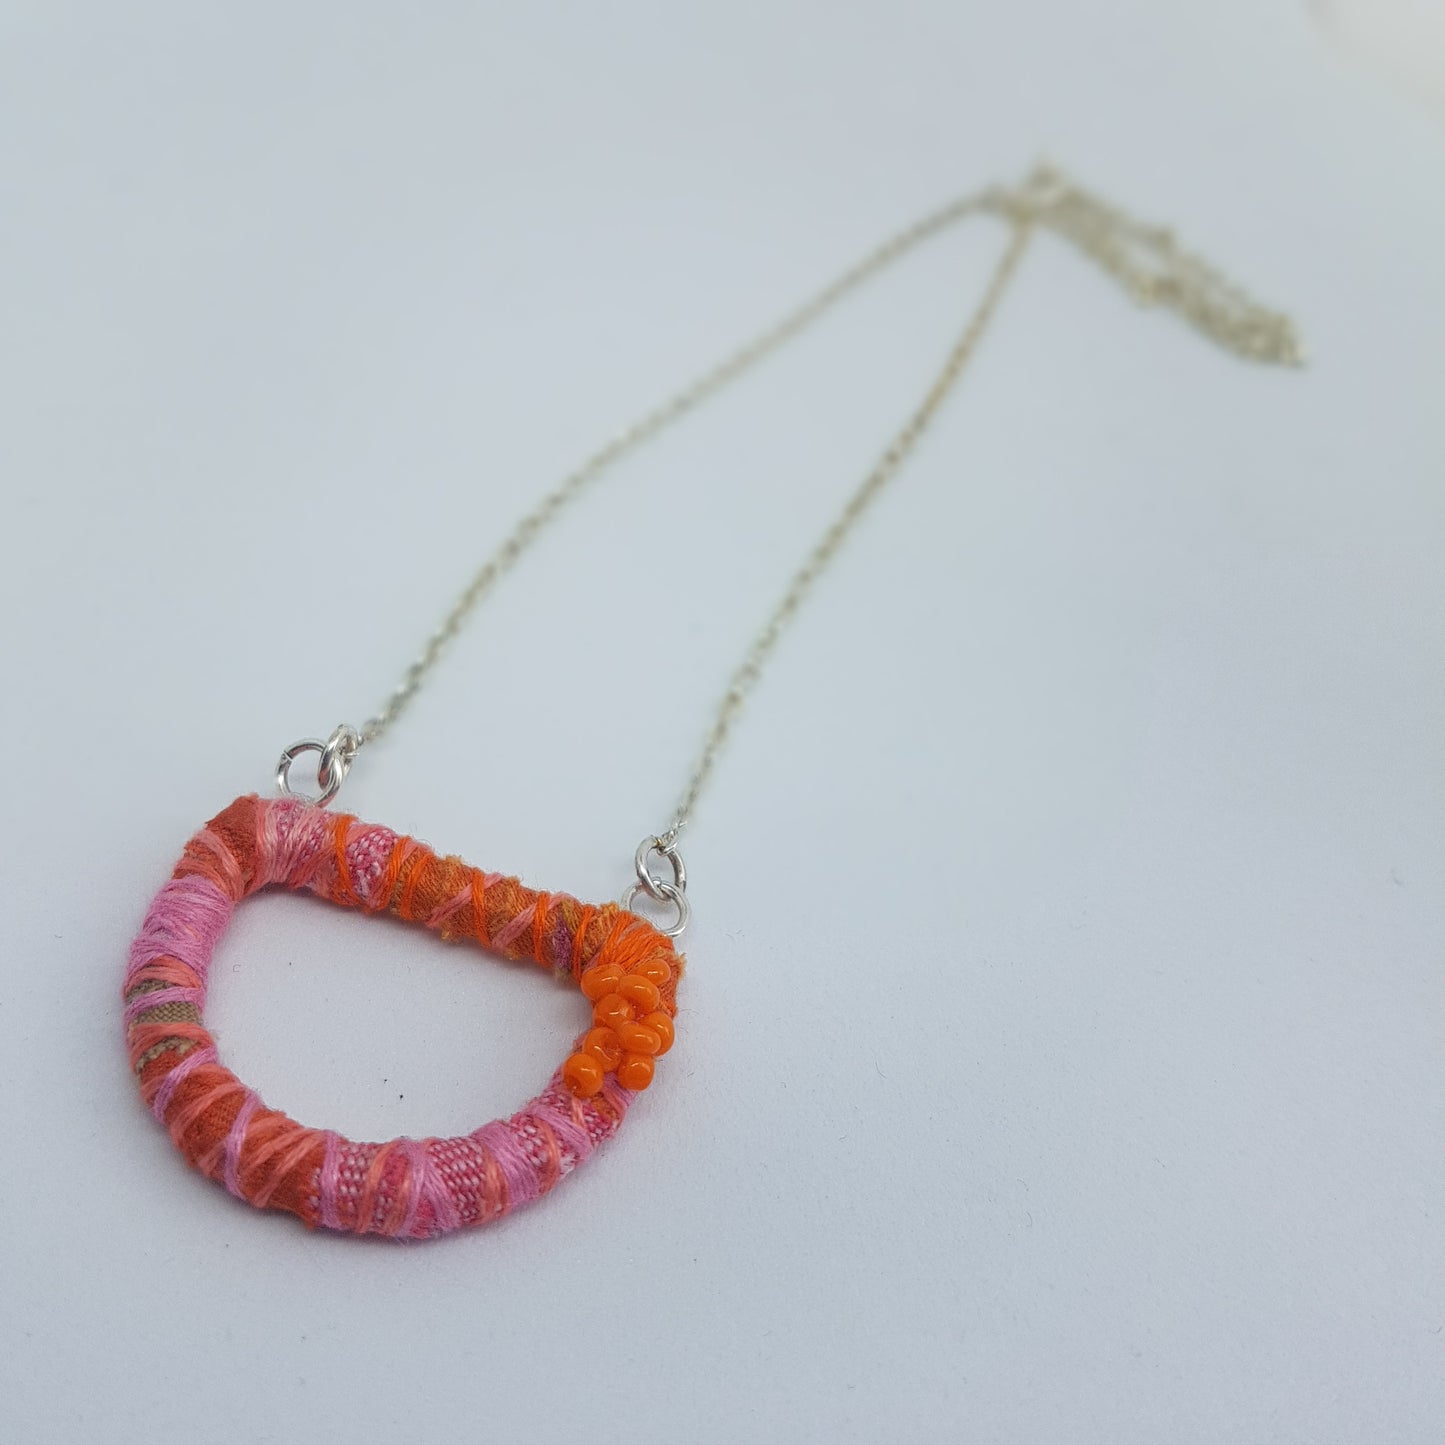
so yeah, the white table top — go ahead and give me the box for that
[2,4,1441,1441]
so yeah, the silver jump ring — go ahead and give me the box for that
[633,836,686,902]
[276,724,360,807]
[621,878,690,938]
[317,724,360,793]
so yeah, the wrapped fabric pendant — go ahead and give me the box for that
[124,795,681,1239]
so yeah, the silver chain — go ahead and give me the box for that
[277,163,1303,934]
[356,190,1006,750]
[657,217,1034,853]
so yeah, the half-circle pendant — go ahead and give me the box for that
[124,795,682,1239]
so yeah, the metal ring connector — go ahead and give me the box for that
[622,833,690,936]
[634,836,686,901]
[621,878,690,938]
[276,724,361,807]
[317,725,360,793]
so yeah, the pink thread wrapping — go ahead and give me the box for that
[121,795,679,1239]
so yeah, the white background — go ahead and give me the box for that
[2,4,1442,1442]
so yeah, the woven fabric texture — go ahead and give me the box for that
[123,794,681,1239]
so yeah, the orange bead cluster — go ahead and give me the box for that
[562,952,677,1097]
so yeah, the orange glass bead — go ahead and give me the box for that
[592,993,633,1031]
[641,1011,674,1055]
[617,975,660,1012]
[582,1026,623,1071]
[580,962,624,1001]
[616,1053,655,1090]
[562,1051,605,1097]
[616,1020,663,1056]
[634,955,673,989]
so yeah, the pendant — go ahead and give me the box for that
[124,795,682,1239]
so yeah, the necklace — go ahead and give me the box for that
[124,165,1301,1239]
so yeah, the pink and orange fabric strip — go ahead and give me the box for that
[124,795,681,1239]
